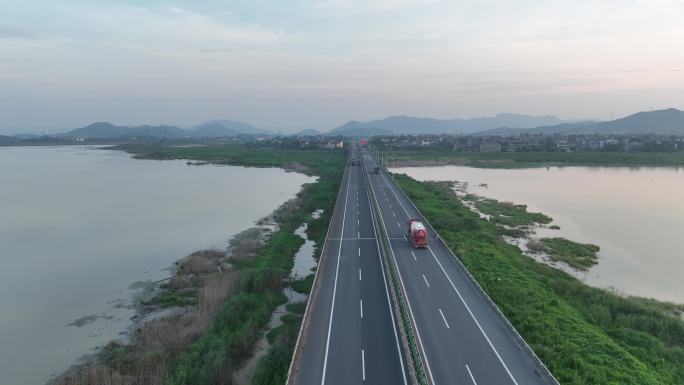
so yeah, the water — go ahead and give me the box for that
[291,223,317,279]
[392,165,684,303]
[0,146,313,385]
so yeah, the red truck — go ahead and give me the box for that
[407,219,428,248]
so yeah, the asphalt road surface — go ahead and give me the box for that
[362,147,556,385]
[289,144,409,385]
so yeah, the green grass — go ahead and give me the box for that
[119,143,346,384]
[374,147,684,169]
[291,273,315,295]
[158,289,197,307]
[541,237,600,270]
[473,196,552,226]
[395,173,684,385]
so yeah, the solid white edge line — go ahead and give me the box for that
[364,165,409,385]
[428,246,519,385]
[438,308,450,329]
[422,274,430,288]
[466,364,478,385]
[367,168,435,385]
[320,153,353,385]
[380,169,519,385]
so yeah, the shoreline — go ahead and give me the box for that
[50,205,284,384]
[52,144,344,385]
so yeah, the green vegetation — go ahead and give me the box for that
[249,305,305,385]
[290,273,315,295]
[158,289,197,307]
[472,196,552,226]
[395,174,684,385]
[374,148,684,168]
[540,237,600,270]
[113,143,345,384]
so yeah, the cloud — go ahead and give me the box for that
[0,25,35,39]
[199,48,234,53]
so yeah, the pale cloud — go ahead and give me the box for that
[0,24,35,39]
[0,0,683,133]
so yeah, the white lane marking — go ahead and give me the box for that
[358,218,360,227]
[428,247,519,385]
[367,174,434,385]
[358,247,361,257]
[411,251,417,261]
[361,349,366,381]
[358,231,360,238]
[466,364,478,385]
[422,274,430,287]
[320,158,352,385]
[359,268,362,281]
[393,211,396,217]
[439,308,450,329]
[379,169,520,384]
[360,299,364,318]
[397,222,401,229]
[364,166,409,385]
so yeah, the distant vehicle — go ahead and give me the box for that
[407,219,428,248]
[349,158,355,166]
[356,159,363,167]
[373,166,380,174]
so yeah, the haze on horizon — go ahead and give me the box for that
[1,0,683,134]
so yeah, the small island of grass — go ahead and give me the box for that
[528,237,600,270]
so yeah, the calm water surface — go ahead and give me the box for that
[392,165,684,303]
[0,146,313,385]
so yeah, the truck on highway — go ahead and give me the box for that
[407,219,428,248]
[373,166,380,174]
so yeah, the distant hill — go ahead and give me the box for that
[65,122,187,138]
[0,134,18,145]
[62,119,273,139]
[188,123,240,138]
[483,108,684,136]
[190,120,272,136]
[328,125,392,138]
[293,128,320,136]
[480,122,598,136]
[329,113,566,136]
[576,108,684,135]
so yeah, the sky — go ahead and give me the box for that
[1,0,684,134]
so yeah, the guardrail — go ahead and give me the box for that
[286,149,351,385]
[364,165,429,385]
[381,165,560,385]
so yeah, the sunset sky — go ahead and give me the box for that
[1,0,683,133]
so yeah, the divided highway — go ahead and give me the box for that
[362,147,558,385]
[288,144,409,385]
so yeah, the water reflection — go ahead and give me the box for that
[393,165,684,304]
[0,146,313,385]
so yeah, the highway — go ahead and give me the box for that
[289,144,409,385]
[362,147,557,385]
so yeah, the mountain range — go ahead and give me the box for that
[479,108,684,136]
[5,108,683,140]
[329,113,566,136]
[61,120,274,139]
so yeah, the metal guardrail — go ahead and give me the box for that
[285,150,351,385]
[363,163,427,385]
[383,168,561,385]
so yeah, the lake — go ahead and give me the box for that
[0,146,313,385]
[391,165,684,304]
